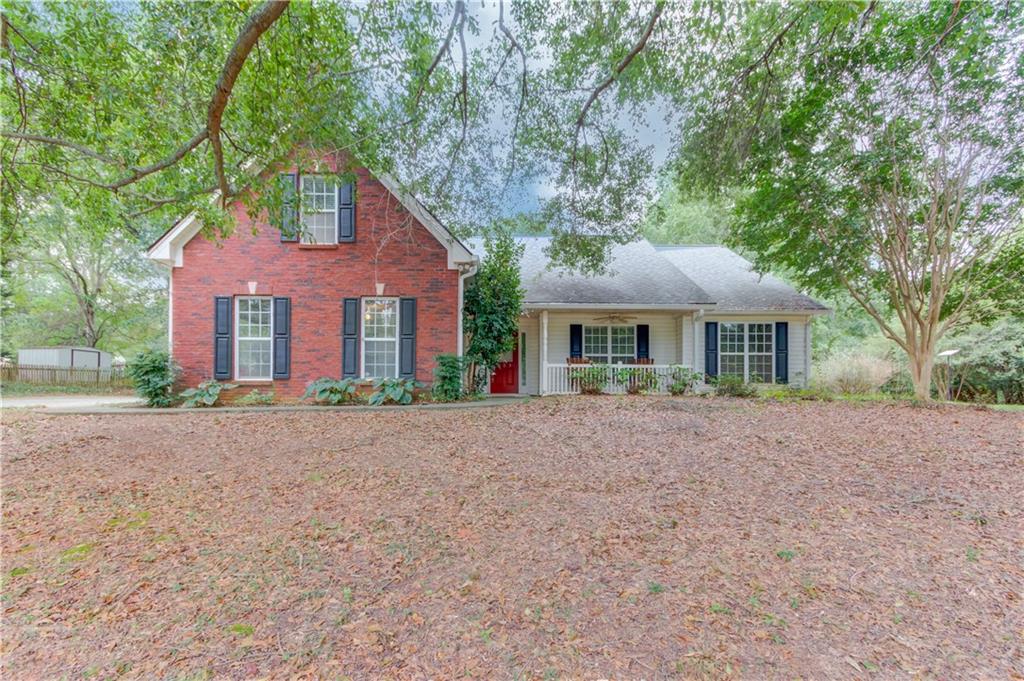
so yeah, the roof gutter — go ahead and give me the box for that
[523,302,717,311]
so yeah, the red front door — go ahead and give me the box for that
[490,339,519,394]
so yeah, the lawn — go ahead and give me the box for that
[2,398,1021,679]
[0,381,134,397]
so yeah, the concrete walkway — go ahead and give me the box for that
[2,394,143,410]
[7,394,530,415]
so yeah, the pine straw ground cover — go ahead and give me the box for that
[2,398,1022,680]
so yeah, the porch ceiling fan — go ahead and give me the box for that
[591,314,638,324]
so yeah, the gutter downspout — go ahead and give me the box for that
[166,267,174,354]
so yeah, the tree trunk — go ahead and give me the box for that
[907,350,935,402]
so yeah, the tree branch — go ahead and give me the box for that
[206,0,289,205]
[574,1,664,133]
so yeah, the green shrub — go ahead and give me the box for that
[668,366,703,395]
[570,364,608,395]
[369,377,421,406]
[126,350,180,407]
[616,367,661,394]
[180,380,236,408]
[713,375,758,398]
[302,377,359,405]
[432,354,466,402]
[235,388,275,406]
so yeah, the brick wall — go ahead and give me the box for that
[171,165,460,398]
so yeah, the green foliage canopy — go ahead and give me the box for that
[463,229,524,385]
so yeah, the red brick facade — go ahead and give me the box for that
[170,165,461,398]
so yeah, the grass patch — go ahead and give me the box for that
[227,623,254,637]
[58,543,95,563]
[0,381,132,396]
[988,403,1024,412]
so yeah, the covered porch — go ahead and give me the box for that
[503,307,701,396]
[493,307,813,395]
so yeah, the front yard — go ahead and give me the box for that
[2,398,1021,678]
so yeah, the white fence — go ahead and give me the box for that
[544,363,680,395]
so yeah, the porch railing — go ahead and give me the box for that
[544,363,682,395]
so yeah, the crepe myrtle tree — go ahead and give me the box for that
[462,228,524,393]
[677,1,1024,401]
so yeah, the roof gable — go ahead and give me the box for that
[147,171,475,270]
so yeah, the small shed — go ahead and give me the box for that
[17,346,113,369]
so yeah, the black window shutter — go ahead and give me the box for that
[569,324,583,358]
[636,325,650,359]
[774,322,789,384]
[399,297,417,379]
[704,321,718,379]
[214,296,232,379]
[279,173,299,242]
[272,297,291,379]
[337,181,355,243]
[342,298,359,378]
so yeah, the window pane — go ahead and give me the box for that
[236,297,272,379]
[610,326,634,360]
[720,354,744,377]
[237,339,272,379]
[720,323,744,353]
[749,354,772,383]
[583,326,608,360]
[362,298,398,378]
[363,299,398,339]
[364,340,397,378]
[748,323,773,354]
[301,175,337,244]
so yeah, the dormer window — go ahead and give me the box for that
[300,175,337,244]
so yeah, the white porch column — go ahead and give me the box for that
[540,310,549,395]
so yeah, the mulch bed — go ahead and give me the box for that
[2,397,1022,679]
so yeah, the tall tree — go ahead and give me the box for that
[1,1,721,271]
[3,203,166,355]
[676,1,1024,400]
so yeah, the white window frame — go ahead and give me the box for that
[299,174,337,245]
[361,297,400,379]
[718,321,775,383]
[234,296,273,381]
[583,324,637,365]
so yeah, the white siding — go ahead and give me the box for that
[542,311,683,366]
[519,315,540,395]
[695,315,811,386]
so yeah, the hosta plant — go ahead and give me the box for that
[302,377,359,405]
[180,380,237,408]
[368,377,422,406]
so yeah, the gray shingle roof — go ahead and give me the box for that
[467,237,714,306]
[466,237,827,312]
[656,246,829,312]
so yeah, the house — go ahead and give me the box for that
[471,237,828,395]
[147,159,827,397]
